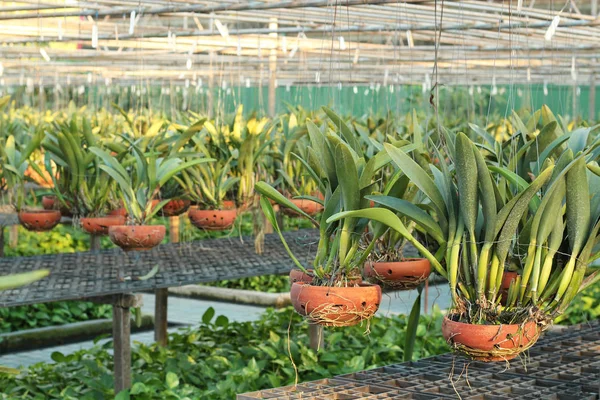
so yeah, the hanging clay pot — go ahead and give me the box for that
[108,225,166,251]
[290,282,381,327]
[81,216,126,236]
[364,258,431,290]
[18,210,61,232]
[108,207,128,217]
[289,269,314,284]
[160,199,191,217]
[188,201,237,231]
[442,315,541,362]
[281,198,323,217]
[42,195,74,217]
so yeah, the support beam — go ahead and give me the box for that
[0,226,4,258]
[0,0,411,21]
[268,18,278,117]
[309,324,324,351]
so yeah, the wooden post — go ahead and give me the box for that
[0,226,4,257]
[90,234,101,251]
[268,18,278,117]
[112,299,132,393]
[9,225,17,248]
[169,216,179,243]
[154,288,168,347]
[309,324,324,351]
[153,216,179,347]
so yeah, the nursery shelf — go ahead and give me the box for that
[0,229,318,307]
[238,320,600,399]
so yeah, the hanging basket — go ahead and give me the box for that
[81,216,126,236]
[159,199,191,217]
[188,201,237,231]
[290,282,381,327]
[108,225,166,251]
[281,198,323,217]
[364,258,431,290]
[442,315,542,362]
[18,210,61,232]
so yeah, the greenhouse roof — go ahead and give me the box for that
[0,0,598,87]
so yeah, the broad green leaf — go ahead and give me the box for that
[454,132,478,234]
[384,143,448,229]
[566,157,591,254]
[366,195,444,244]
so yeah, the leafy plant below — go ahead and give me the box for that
[0,307,448,399]
[0,302,112,334]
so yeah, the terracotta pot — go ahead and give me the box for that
[289,269,314,284]
[81,216,126,235]
[108,225,166,251]
[442,315,541,361]
[188,202,237,231]
[290,282,382,327]
[42,195,74,217]
[282,198,323,217]
[364,259,431,290]
[499,271,519,306]
[18,210,61,232]
[108,207,128,217]
[42,195,55,210]
[159,199,191,217]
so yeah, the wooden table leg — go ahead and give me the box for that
[90,234,101,251]
[0,226,4,257]
[154,288,168,347]
[113,297,132,393]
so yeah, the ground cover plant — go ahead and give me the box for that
[0,306,448,399]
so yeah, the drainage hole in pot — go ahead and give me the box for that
[361,301,367,307]
[388,269,393,275]
[213,214,217,218]
[300,304,305,309]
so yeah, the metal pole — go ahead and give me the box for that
[112,298,132,393]
[207,51,214,119]
[590,74,596,121]
[309,324,324,351]
[0,0,413,21]
[268,18,278,117]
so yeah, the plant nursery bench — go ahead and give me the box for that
[0,228,319,393]
[239,320,600,399]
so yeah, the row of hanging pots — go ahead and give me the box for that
[289,263,534,362]
[89,199,238,251]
